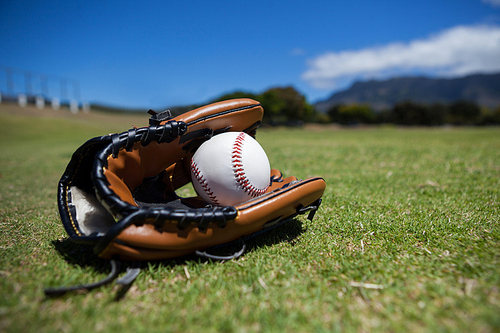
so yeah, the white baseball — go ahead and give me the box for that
[190,131,271,206]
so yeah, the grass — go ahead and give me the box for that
[1,105,499,332]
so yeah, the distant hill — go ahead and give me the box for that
[315,73,500,112]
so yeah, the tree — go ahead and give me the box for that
[258,86,314,124]
[258,89,286,124]
[211,90,257,103]
[427,103,448,126]
[210,86,314,125]
[327,103,375,124]
[492,106,500,124]
[448,100,481,125]
[393,101,433,125]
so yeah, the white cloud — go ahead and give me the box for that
[482,0,500,7]
[302,25,500,89]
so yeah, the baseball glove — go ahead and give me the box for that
[45,98,326,295]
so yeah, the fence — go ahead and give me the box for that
[0,66,89,113]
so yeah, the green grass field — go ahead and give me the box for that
[1,105,499,332]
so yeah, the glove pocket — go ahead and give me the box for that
[98,176,325,261]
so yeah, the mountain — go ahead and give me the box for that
[314,73,500,112]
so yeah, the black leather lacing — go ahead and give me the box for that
[91,120,238,247]
[44,260,142,297]
[103,121,187,158]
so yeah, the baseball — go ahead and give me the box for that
[190,131,271,207]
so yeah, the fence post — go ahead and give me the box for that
[70,99,79,114]
[36,95,45,109]
[18,94,27,107]
[52,97,60,110]
[82,102,90,113]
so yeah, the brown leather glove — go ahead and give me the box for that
[47,98,325,295]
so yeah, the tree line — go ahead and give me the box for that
[214,86,500,126]
[324,100,500,126]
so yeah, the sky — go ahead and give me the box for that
[1,0,500,109]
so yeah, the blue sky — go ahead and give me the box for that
[1,0,499,109]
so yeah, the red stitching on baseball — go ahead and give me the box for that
[232,132,268,198]
[190,159,220,206]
